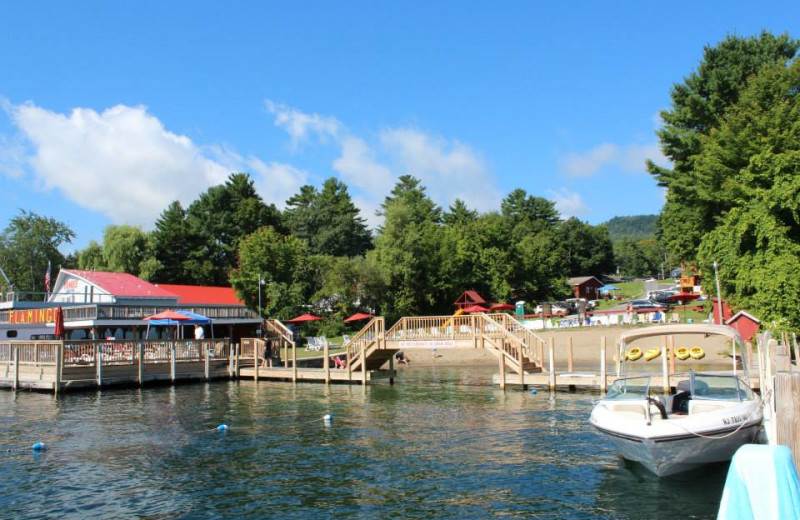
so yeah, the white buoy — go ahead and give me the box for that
[323,414,333,425]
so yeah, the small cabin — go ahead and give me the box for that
[568,276,603,300]
[725,310,761,343]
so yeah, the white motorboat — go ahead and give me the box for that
[589,324,763,477]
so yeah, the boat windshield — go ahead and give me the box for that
[692,373,754,401]
[604,376,651,400]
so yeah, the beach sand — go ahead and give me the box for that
[397,325,741,372]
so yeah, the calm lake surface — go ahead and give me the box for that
[1,367,726,519]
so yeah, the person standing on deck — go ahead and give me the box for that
[194,325,205,340]
[262,338,273,368]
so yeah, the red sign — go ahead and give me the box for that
[9,308,59,325]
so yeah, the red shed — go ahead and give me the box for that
[725,310,761,343]
[568,276,603,300]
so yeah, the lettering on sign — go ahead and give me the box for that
[397,340,456,349]
[722,414,748,426]
[9,308,59,325]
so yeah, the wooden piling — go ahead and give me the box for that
[170,343,176,382]
[548,338,555,391]
[323,339,330,385]
[55,343,63,395]
[389,353,394,385]
[138,343,144,385]
[96,343,103,388]
[360,341,367,386]
[775,371,800,472]
[518,342,525,387]
[254,342,260,382]
[661,336,669,394]
[498,350,506,390]
[292,343,297,382]
[204,344,210,380]
[12,346,19,390]
[600,336,607,393]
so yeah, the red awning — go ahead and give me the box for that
[144,310,192,321]
[489,302,515,311]
[462,305,490,313]
[344,313,374,323]
[286,313,322,323]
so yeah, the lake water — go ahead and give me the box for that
[1,367,726,519]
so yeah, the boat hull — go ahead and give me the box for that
[592,420,762,477]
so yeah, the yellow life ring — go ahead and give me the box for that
[644,348,661,361]
[690,347,705,360]
[626,347,643,361]
[675,347,691,360]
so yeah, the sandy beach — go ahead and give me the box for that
[398,325,741,372]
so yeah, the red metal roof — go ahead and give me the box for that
[157,284,243,305]
[64,270,178,299]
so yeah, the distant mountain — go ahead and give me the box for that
[603,215,658,242]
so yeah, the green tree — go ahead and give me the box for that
[0,210,75,293]
[648,31,799,260]
[100,225,150,275]
[501,189,560,238]
[149,201,196,283]
[77,240,107,271]
[558,218,615,276]
[230,226,312,319]
[187,173,282,285]
[284,178,372,256]
[372,176,442,318]
[443,199,478,226]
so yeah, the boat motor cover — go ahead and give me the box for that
[717,444,800,520]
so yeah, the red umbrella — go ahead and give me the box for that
[53,306,65,339]
[344,312,374,323]
[286,313,322,323]
[489,302,515,311]
[669,293,701,304]
[462,305,490,313]
[669,293,701,321]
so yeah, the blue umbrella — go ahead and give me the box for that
[599,284,620,292]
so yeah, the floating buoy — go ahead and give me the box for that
[690,347,705,360]
[217,424,229,432]
[675,347,691,360]
[31,442,47,452]
[530,389,538,395]
[323,414,333,423]
[644,349,661,362]
[626,348,643,361]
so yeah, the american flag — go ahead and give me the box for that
[45,261,51,295]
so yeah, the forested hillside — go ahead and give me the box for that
[603,215,657,242]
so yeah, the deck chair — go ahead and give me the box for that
[637,313,647,324]
[670,313,680,324]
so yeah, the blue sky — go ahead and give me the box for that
[1,1,798,251]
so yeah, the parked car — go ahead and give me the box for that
[565,298,597,311]
[650,290,678,306]
[534,302,568,316]
[628,299,665,311]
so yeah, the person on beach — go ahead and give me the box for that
[396,351,410,364]
[262,338,273,368]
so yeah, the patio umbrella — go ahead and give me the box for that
[344,312,374,323]
[670,292,701,321]
[144,310,192,339]
[462,304,490,313]
[598,284,620,292]
[286,313,322,323]
[53,306,65,340]
[489,302,515,311]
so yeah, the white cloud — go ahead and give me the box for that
[265,100,341,148]
[332,135,395,199]
[378,128,500,212]
[0,134,26,178]
[249,159,309,210]
[548,188,588,218]
[5,102,308,228]
[559,141,667,177]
